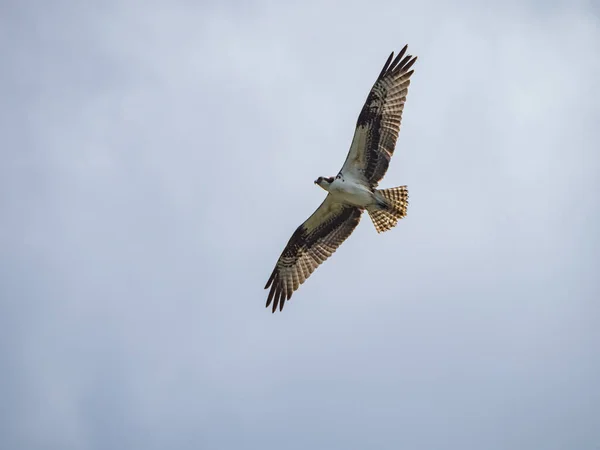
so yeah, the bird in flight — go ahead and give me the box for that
[265,45,417,312]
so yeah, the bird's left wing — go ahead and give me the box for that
[340,45,417,187]
[265,195,362,312]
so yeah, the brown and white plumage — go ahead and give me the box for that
[265,45,417,312]
[341,45,417,188]
[265,197,361,312]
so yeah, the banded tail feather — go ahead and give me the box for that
[368,185,409,233]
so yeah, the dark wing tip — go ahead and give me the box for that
[264,269,276,290]
[379,45,417,79]
[402,55,418,73]
[265,279,276,308]
[270,287,285,313]
[265,272,290,313]
[390,45,408,69]
[377,51,395,79]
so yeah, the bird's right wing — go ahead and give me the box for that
[265,196,362,312]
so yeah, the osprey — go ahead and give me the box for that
[265,45,417,312]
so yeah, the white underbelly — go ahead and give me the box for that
[329,179,374,208]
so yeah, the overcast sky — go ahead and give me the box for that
[1,1,599,449]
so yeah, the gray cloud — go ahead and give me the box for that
[1,1,599,449]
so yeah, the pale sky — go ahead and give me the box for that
[1,1,599,449]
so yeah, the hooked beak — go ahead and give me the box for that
[314,179,319,184]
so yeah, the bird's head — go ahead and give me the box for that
[314,176,335,191]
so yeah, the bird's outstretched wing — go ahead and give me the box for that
[340,45,417,187]
[265,196,362,312]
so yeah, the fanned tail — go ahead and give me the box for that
[367,186,409,233]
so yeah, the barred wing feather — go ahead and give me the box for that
[340,45,417,187]
[264,196,362,312]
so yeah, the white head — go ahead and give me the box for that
[314,176,334,191]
